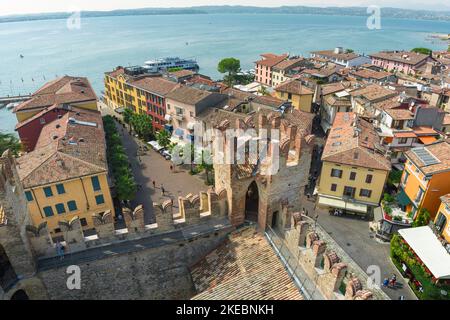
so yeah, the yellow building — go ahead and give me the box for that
[399,141,450,219]
[436,195,450,242]
[274,79,314,112]
[16,107,115,236]
[317,112,391,215]
[104,66,178,131]
[13,76,98,124]
[271,57,305,87]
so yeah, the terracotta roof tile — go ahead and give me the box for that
[14,76,97,113]
[322,112,390,171]
[16,107,107,188]
[405,141,450,175]
[275,79,314,95]
[130,77,179,96]
[255,53,289,67]
[369,51,432,66]
[191,227,303,300]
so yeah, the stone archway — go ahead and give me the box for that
[10,289,29,300]
[0,244,17,291]
[245,181,259,223]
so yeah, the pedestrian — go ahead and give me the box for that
[152,180,156,189]
[390,274,397,288]
[170,165,173,171]
[161,185,165,196]
[382,278,389,287]
[55,241,64,260]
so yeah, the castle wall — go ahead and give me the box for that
[37,225,230,300]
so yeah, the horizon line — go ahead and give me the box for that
[2,4,450,19]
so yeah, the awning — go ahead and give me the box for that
[399,226,450,279]
[346,202,368,213]
[187,122,196,131]
[396,189,412,207]
[418,136,437,145]
[164,114,172,121]
[318,196,367,213]
[318,196,347,209]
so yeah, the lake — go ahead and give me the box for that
[1,13,449,133]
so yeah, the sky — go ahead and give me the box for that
[1,0,450,16]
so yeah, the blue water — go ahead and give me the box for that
[1,13,449,133]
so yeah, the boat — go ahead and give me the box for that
[142,57,199,73]
[6,102,20,110]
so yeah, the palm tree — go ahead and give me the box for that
[258,85,269,96]
[156,130,171,149]
[122,108,133,131]
[0,133,22,156]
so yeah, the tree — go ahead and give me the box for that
[130,113,153,140]
[258,85,269,96]
[198,150,214,185]
[218,57,241,86]
[115,174,137,201]
[345,49,354,53]
[122,108,133,130]
[156,129,171,149]
[0,133,22,156]
[411,47,432,55]
[412,208,431,227]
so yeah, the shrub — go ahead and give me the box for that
[412,208,431,227]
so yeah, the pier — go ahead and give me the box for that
[0,95,31,105]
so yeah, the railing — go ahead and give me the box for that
[264,225,325,300]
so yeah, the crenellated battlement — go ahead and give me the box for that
[280,212,388,300]
[23,188,231,259]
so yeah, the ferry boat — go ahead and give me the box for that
[142,57,199,73]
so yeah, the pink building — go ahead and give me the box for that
[254,53,288,87]
[369,51,436,75]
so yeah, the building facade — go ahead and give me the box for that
[16,107,115,237]
[254,53,288,87]
[274,79,314,113]
[399,141,450,219]
[13,76,98,151]
[317,113,390,216]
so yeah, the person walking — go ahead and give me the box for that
[170,165,173,172]
[161,185,165,196]
[152,180,156,189]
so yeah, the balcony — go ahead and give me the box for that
[381,192,413,226]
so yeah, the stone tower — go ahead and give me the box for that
[0,150,45,299]
[214,109,315,230]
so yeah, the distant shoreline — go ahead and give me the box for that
[1,5,450,24]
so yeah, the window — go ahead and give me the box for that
[415,188,424,203]
[435,213,447,233]
[55,203,66,215]
[80,218,88,227]
[331,169,343,178]
[25,191,33,202]
[365,174,373,184]
[39,118,46,125]
[43,186,53,197]
[398,137,408,144]
[343,186,356,198]
[402,171,409,185]
[190,111,194,117]
[43,206,54,217]
[67,200,78,212]
[349,172,357,181]
[91,176,101,191]
[54,228,61,233]
[56,184,65,194]
[359,189,372,198]
[95,194,105,205]
[331,184,337,192]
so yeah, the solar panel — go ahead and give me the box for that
[411,147,440,166]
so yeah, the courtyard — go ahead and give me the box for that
[117,121,208,224]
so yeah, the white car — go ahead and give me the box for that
[160,149,171,160]
[147,141,164,152]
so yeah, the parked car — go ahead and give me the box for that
[160,149,171,160]
[147,141,164,152]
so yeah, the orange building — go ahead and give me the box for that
[399,141,450,219]
[435,195,450,242]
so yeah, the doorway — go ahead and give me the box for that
[245,181,259,222]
